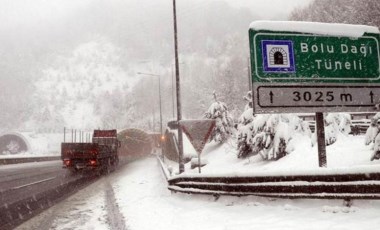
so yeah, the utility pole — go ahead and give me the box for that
[173,0,184,173]
[172,66,175,119]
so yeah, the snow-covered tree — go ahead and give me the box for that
[236,92,254,158]
[290,0,380,28]
[365,113,380,145]
[236,92,311,160]
[204,91,234,143]
[365,113,380,161]
[312,113,351,146]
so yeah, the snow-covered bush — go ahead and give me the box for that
[323,125,337,146]
[236,92,311,160]
[204,91,234,143]
[312,113,352,146]
[237,113,311,160]
[236,92,254,157]
[325,113,351,135]
[365,113,380,146]
[364,113,380,160]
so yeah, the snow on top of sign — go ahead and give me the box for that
[249,20,380,37]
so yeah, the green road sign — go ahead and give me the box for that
[250,32,380,83]
[249,21,380,113]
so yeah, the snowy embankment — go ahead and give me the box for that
[166,134,380,177]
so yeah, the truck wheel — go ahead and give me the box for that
[69,167,78,175]
[102,158,111,174]
[113,156,119,166]
[110,156,118,171]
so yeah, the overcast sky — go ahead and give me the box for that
[222,0,312,18]
[0,0,311,29]
[0,0,313,69]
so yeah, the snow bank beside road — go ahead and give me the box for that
[171,135,379,177]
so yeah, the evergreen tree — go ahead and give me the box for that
[365,113,380,161]
[324,113,351,145]
[236,91,311,160]
[236,91,254,158]
[290,0,380,28]
[204,91,234,143]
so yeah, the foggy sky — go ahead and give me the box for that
[0,0,312,71]
[0,0,311,33]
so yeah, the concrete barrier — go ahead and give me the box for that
[0,156,61,165]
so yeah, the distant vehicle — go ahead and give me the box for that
[117,128,154,159]
[61,129,120,173]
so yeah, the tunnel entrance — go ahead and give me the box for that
[274,51,284,64]
[0,134,29,154]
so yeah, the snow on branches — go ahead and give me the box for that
[237,113,311,160]
[204,91,234,144]
[365,113,380,145]
[312,113,351,146]
[236,91,311,160]
[365,113,380,161]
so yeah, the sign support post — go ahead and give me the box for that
[315,112,327,167]
[198,153,201,173]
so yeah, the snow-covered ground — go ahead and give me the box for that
[167,134,380,177]
[16,151,380,230]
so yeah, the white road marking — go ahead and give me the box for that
[12,177,56,190]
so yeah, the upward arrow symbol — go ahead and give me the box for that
[269,91,274,104]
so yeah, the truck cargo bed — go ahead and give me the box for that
[61,143,115,159]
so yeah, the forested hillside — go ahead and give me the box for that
[290,0,380,28]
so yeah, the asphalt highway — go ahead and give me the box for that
[0,160,99,229]
[0,161,81,204]
[0,156,134,229]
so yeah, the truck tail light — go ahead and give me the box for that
[89,159,97,166]
[64,159,71,166]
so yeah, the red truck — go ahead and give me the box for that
[61,129,120,173]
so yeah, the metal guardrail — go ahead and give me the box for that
[0,156,61,165]
[162,129,180,162]
[156,155,170,181]
[167,172,380,200]
[308,120,372,134]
